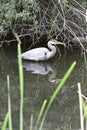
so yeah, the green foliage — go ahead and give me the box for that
[0,2,15,33]
[0,0,40,34]
[16,10,30,22]
[0,0,87,47]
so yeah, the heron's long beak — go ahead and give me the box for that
[56,41,66,47]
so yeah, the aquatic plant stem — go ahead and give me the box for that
[18,43,24,130]
[47,61,76,111]
[35,100,47,129]
[7,75,13,130]
[78,83,84,130]
[1,113,9,130]
[83,51,87,70]
[30,115,33,130]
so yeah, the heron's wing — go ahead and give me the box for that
[21,47,49,61]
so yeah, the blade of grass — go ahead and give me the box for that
[48,61,76,110]
[30,115,33,130]
[77,91,87,119]
[18,43,24,130]
[78,83,84,130]
[82,99,87,120]
[39,61,76,130]
[83,51,87,70]
[35,100,47,128]
[1,113,9,130]
[7,75,13,130]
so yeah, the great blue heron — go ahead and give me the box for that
[21,39,65,61]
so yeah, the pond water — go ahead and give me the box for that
[0,47,87,130]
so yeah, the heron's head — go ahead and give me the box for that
[48,39,66,46]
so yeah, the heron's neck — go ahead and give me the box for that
[48,43,56,52]
[47,44,56,58]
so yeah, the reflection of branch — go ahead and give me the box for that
[12,29,21,44]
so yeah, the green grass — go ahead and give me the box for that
[77,82,87,130]
[7,75,13,130]
[30,115,33,130]
[83,51,87,70]
[1,113,9,130]
[1,75,13,130]
[36,100,47,127]
[18,43,24,130]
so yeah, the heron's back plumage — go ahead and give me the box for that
[21,47,50,61]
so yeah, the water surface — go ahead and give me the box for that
[0,48,87,130]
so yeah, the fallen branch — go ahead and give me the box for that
[12,29,21,44]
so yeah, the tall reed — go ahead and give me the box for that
[7,75,13,130]
[78,83,84,130]
[1,113,9,130]
[18,43,24,130]
[83,51,87,70]
[78,82,87,130]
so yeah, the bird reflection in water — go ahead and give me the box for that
[22,61,62,83]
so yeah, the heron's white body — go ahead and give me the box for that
[21,39,64,61]
[21,47,56,61]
